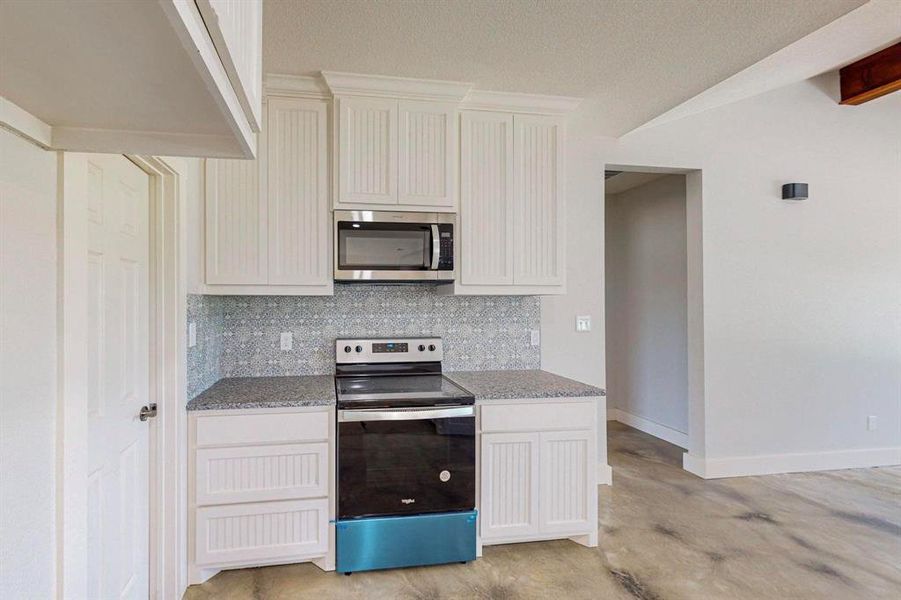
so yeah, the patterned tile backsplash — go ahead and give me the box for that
[186,285,540,398]
[186,294,223,399]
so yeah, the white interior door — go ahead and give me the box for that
[86,154,151,600]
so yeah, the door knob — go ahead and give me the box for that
[139,403,158,421]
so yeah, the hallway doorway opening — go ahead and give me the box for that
[603,165,704,469]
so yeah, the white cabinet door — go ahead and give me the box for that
[539,430,592,535]
[480,432,540,540]
[338,97,398,205]
[460,111,514,285]
[267,97,330,286]
[195,498,329,566]
[513,115,564,286]
[205,145,267,285]
[398,101,456,208]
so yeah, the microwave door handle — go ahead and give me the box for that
[430,224,440,270]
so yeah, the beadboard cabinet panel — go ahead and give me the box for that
[459,111,514,286]
[479,432,540,540]
[195,498,328,566]
[204,151,267,285]
[479,399,598,547]
[195,442,328,505]
[451,111,565,295]
[513,115,564,286]
[337,97,398,205]
[398,101,456,208]
[203,96,332,294]
[267,97,330,287]
[539,430,592,535]
[189,407,335,583]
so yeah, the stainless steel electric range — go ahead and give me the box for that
[334,337,477,574]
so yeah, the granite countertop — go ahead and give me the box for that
[445,370,605,401]
[187,375,336,411]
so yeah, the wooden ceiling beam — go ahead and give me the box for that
[839,42,901,105]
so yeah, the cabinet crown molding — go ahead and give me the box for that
[264,74,332,99]
[461,90,582,115]
[321,71,472,103]
[264,72,583,116]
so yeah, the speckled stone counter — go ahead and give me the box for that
[445,370,605,401]
[186,375,336,411]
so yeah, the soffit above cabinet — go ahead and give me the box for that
[0,0,259,158]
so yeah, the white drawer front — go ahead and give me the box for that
[195,499,328,566]
[480,401,595,433]
[196,443,328,506]
[195,410,329,447]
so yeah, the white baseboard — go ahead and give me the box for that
[683,446,901,479]
[607,408,688,449]
[597,463,613,486]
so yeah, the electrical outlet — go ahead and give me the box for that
[280,332,293,351]
[530,329,541,347]
[867,415,877,431]
[576,316,592,332]
[188,322,197,348]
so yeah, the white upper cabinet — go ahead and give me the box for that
[205,147,268,285]
[267,97,330,287]
[337,97,398,205]
[513,115,564,286]
[204,96,332,295]
[336,97,457,210]
[398,101,457,208]
[196,0,263,132]
[323,71,469,212]
[453,111,566,295]
[0,0,261,158]
[459,111,514,286]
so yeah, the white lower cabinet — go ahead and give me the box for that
[189,407,335,584]
[480,432,540,540]
[479,399,598,546]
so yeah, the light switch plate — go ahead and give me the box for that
[530,329,541,347]
[867,415,877,431]
[188,322,197,348]
[280,332,293,351]
[576,316,592,332]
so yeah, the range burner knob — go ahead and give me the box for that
[418,344,426,352]
[355,345,363,353]
[428,344,436,352]
[343,345,352,353]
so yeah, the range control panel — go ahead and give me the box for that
[336,337,443,364]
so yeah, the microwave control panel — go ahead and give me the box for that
[438,224,454,271]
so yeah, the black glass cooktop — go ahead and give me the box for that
[335,374,474,409]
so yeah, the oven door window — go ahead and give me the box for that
[337,222,432,270]
[338,417,475,519]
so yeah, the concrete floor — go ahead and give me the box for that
[184,422,901,599]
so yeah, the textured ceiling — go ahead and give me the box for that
[264,0,865,136]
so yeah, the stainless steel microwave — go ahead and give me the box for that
[334,210,455,282]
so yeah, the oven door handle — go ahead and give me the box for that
[430,224,440,270]
[338,405,474,422]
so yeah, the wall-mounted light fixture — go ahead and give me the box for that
[782,183,809,201]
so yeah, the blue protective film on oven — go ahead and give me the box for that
[335,510,477,573]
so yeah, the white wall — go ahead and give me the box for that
[543,72,901,474]
[605,175,688,437]
[0,128,58,598]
